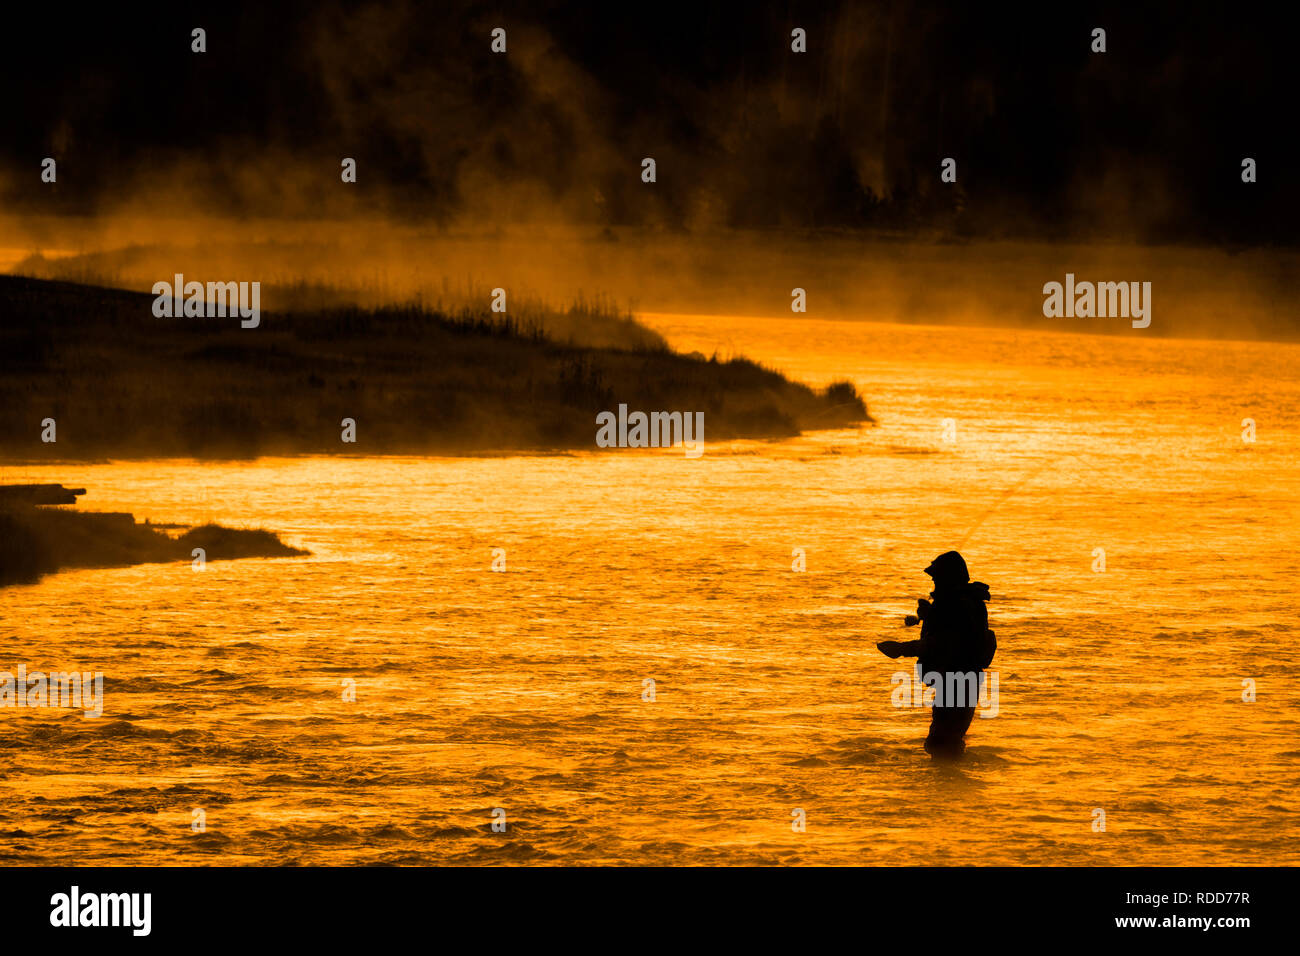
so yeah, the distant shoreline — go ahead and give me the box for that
[0,275,871,462]
[9,232,1298,343]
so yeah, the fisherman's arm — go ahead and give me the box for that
[878,599,932,658]
[876,639,922,659]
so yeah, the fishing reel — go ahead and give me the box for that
[903,598,932,627]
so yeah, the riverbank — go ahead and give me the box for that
[0,275,870,461]
[0,495,308,586]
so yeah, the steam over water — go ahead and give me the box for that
[2,316,1297,865]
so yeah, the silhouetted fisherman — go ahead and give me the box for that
[877,551,996,758]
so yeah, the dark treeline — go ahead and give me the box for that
[0,1,1290,245]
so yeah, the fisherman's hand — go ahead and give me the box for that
[903,615,920,627]
[877,641,906,659]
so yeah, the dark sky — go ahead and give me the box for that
[0,0,1292,244]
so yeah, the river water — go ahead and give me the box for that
[2,315,1297,865]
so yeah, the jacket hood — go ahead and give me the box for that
[924,550,970,584]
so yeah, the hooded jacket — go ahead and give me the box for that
[916,580,996,679]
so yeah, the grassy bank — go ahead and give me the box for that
[0,275,870,459]
[0,505,308,587]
